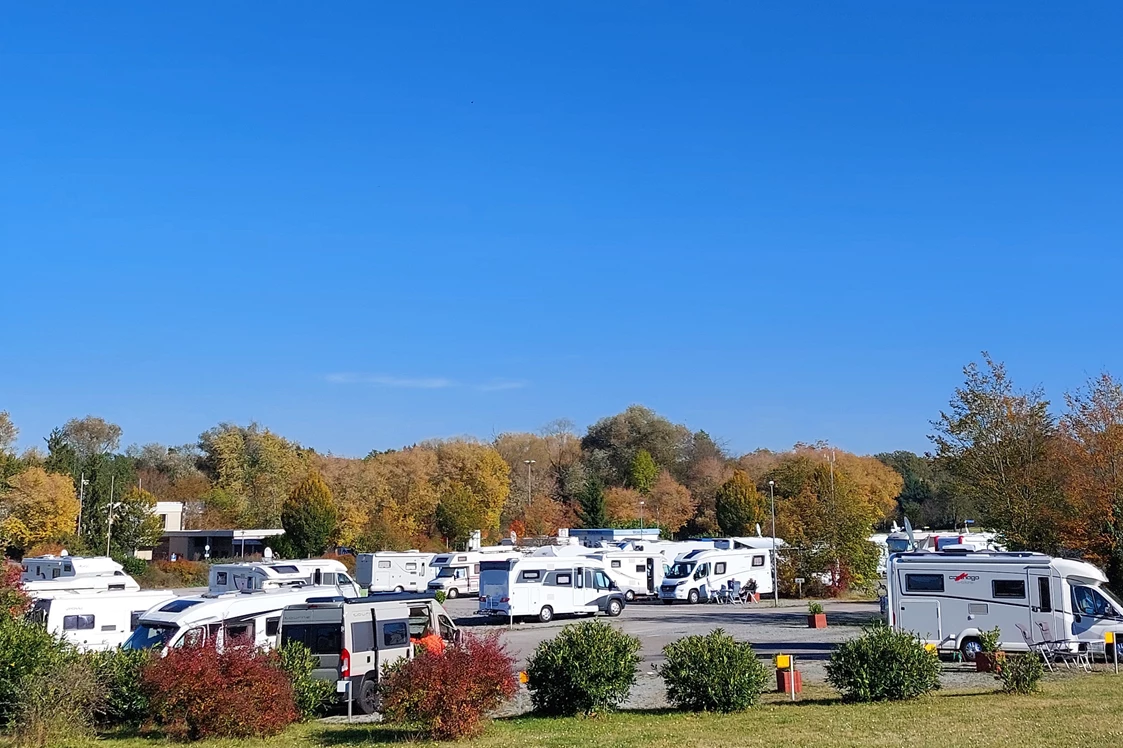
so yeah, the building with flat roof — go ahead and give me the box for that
[566,528,662,547]
[155,529,285,561]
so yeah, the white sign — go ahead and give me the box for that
[795,577,805,584]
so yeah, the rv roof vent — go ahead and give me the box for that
[306,596,344,604]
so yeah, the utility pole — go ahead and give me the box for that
[523,460,535,508]
[639,500,645,530]
[105,474,115,557]
[77,472,88,536]
[769,480,778,607]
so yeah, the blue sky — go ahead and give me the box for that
[3,3,1123,458]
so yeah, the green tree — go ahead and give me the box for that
[714,470,764,536]
[281,473,338,557]
[629,450,659,495]
[106,487,164,556]
[198,422,307,528]
[581,406,692,486]
[61,416,122,461]
[576,475,607,528]
[434,484,486,547]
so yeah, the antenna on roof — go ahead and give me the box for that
[904,517,917,552]
[755,524,762,537]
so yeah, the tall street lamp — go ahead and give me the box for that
[639,500,646,530]
[523,460,535,508]
[769,479,778,607]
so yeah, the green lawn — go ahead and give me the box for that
[20,674,1123,748]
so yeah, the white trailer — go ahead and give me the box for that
[21,555,139,597]
[426,550,521,599]
[27,589,175,651]
[658,547,773,604]
[355,552,438,593]
[887,550,1123,660]
[478,557,626,623]
[122,587,339,654]
[208,560,359,597]
[280,594,459,714]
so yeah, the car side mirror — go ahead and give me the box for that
[1074,614,1083,623]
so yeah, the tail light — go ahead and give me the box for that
[340,648,351,679]
[479,596,486,602]
[501,597,510,603]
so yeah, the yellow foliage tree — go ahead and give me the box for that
[0,467,80,550]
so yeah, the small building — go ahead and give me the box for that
[566,527,662,547]
[154,529,285,561]
[154,502,184,532]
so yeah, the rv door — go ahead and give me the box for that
[1028,569,1062,646]
[645,558,655,594]
[897,599,940,644]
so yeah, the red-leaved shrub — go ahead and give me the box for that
[380,632,518,740]
[141,644,297,740]
[0,563,30,621]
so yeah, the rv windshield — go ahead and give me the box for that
[665,562,695,580]
[123,623,179,650]
[886,538,910,553]
[436,567,467,580]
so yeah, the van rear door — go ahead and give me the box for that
[280,607,343,682]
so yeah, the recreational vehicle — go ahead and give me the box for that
[355,552,438,593]
[208,560,360,597]
[27,589,175,651]
[280,594,459,714]
[658,547,773,604]
[426,550,521,599]
[478,557,626,622]
[122,587,337,654]
[21,555,140,596]
[588,547,674,600]
[887,550,1123,660]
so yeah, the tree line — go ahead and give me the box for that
[2,352,1122,591]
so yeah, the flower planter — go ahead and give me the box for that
[975,651,1006,673]
[807,613,827,629]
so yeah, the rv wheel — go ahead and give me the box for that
[393,586,404,593]
[355,678,381,715]
[960,637,981,663]
[607,599,623,617]
[624,590,635,602]
[538,605,554,623]
[446,587,459,599]
[687,588,701,605]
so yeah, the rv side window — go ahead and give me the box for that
[905,574,944,593]
[378,561,391,569]
[130,611,143,631]
[1038,578,1052,613]
[225,622,255,644]
[593,571,612,590]
[63,564,72,573]
[752,556,765,567]
[553,573,572,587]
[517,570,542,582]
[715,563,727,575]
[406,563,417,571]
[992,580,1025,599]
[216,571,228,585]
[63,615,95,631]
[636,564,645,573]
[265,617,280,637]
[611,560,621,569]
[383,621,409,647]
[52,569,60,579]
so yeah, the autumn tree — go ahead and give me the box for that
[435,484,487,548]
[198,423,307,528]
[0,467,80,551]
[281,473,339,557]
[646,471,697,535]
[715,470,764,536]
[629,450,659,494]
[0,412,16,455]
[581,406,692,486]
[61,416,122,461]
[576,475,607,528]
[1058,373,1123,588]
[107,487,164,556]
[431,440,510,540]
[931,354,1064,552]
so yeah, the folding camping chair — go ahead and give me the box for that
[1015,623,1054,672]
[1037,621,1092,671]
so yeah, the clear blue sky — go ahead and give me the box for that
[4,3,1123,458]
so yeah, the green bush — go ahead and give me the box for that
[826,623,941,702]
[0,618,72,724]
[807,601,825,615]
[278,642,335,720]
[84,648,152,728]
[998,652,1045,694]
[526,620,640,716]
[12,656,101,748]
[434,589,447,605]
[979,626,1002,653]
[659,629,768,712]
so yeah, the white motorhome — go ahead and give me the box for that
[122,587,338,654]
[21,555,140,596]
[588,547,674,601]
[280,594,459,714]
[887,550,1123,660]
[426,550,521,599]
[356,552,438,593]
[208,560,360,597]
[478,557,626,622]
[658,546,773,604]
[28,589,175,651]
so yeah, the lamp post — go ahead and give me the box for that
[77,473,89,535]
[523,460,535,508]
[639,500,645,530]
[769,480,778,607]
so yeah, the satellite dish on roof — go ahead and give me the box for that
[904,517,917,551]
[60,549,69,557]
[755,524,763,537]
[264,547,273,560]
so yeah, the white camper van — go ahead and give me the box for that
[208,560,360,597]
[887,550,1123,661]
[21,555,139,596]
[588,548,674,601]
[122,587,337,654]
[280,594,459,714]
[478,557,626,622]
[658,546,773,604]
[426,550,521,599]
[28,589,175,651]
[356,552,438,593]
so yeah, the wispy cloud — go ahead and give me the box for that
[325,373,455,389]
[325,374,527,392]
